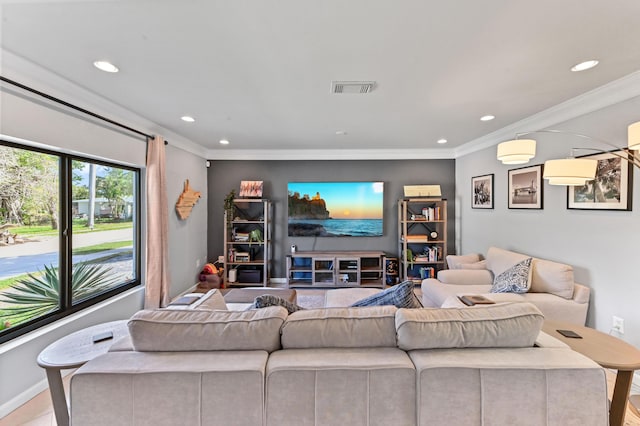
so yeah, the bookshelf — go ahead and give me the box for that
[398,198,448,283]
[223,199,271,287]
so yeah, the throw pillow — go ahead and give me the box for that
[453,260,487,270]
[490,257,533,294]
[446,253,481,269]
[250,294,304,314]
[350,280,423,309]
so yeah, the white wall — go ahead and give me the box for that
[456,95,640,348]
[0,53,208,416]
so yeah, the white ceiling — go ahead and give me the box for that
[2,0,640,155]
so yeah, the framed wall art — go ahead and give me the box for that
[567,150,632,211]
[508,164,543,209]
[471,174,494,209]
[239,180,264,198]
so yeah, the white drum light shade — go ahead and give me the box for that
[543,158,597,185]
[497,139,536,164]
[629,121,640,150]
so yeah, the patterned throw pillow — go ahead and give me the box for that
[490,258,533,294]
[250,294,304,314]
[350,280,423,309]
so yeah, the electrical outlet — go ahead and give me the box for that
[195,258,200,268]
[612,316,625,334]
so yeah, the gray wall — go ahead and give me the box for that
[457,95,640,348]
[207,159,456,278]
[165,145,209,295]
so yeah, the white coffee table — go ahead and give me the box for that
[37,320,129,426]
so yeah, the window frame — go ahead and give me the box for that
[0,140,141,344]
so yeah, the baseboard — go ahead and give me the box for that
[0,370,72,419]
[270,278,287,286]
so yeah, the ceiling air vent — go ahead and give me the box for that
[331,81,375,94]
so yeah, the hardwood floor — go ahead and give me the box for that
[0,373,71,426]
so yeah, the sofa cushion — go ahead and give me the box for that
[281,306,398,348]
[485,247,530,276]
[436,269,494,285]
[395,302,544,350]
[128,306,288,352]
[490,257,532,294]
[486,247,576,300]
[165,289,228,311]
[455,260,487,270]
[192,289,228,310]
[530,258,575,299]
[350,280,422,308]
[324,288,382,307]
[446,253,481,269]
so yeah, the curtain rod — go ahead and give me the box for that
[0,75,168,145]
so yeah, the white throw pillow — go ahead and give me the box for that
[490,257,532,294]
[446,253,481,269]
[453,260,487,270]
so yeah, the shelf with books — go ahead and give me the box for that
[223,199,272,287]
[398,198,447,282]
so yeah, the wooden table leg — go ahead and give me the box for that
[45,368,69,426]
[610,369,634,426]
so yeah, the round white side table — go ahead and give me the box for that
[37,320,129,426]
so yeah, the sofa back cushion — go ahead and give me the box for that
[486,247,529,276]
[446,253,481,269]
[281,306,398,348]
[128,306,288,352]
[530,258,575,299]
[486,247,575,299]
[395,302,544,350]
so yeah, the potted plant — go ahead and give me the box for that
[224,189,236,226]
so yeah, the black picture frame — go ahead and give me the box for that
[567,150,633,211]
[472,174,494,209]
[508,164,543,209]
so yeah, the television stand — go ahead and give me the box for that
[286,251,386,288]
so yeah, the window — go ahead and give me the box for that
[0,141,140,343]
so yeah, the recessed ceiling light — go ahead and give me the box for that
[437,139,448,144]
[219,139,229,145]
[93,60,119,73]
[335,130,347,135]
[571,60,599,72]
[181,116,195,122]
[480,115,495,122]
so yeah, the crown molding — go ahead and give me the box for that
[454,71,640,158]
[205,148,457,161]
[0,49,207,158]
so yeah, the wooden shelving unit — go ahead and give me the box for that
[223,199,271,287]
[398,198,447,283]
[286,251,386,288]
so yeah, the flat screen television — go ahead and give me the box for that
[288,181,384,237]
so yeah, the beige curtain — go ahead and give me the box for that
[145,135,170,308]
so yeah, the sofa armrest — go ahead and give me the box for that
[572,283,590,304]
[436,269,494,285]
[534,331,569,348]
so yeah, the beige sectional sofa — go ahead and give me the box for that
[70,302,608,426]
[421,247,590,325]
